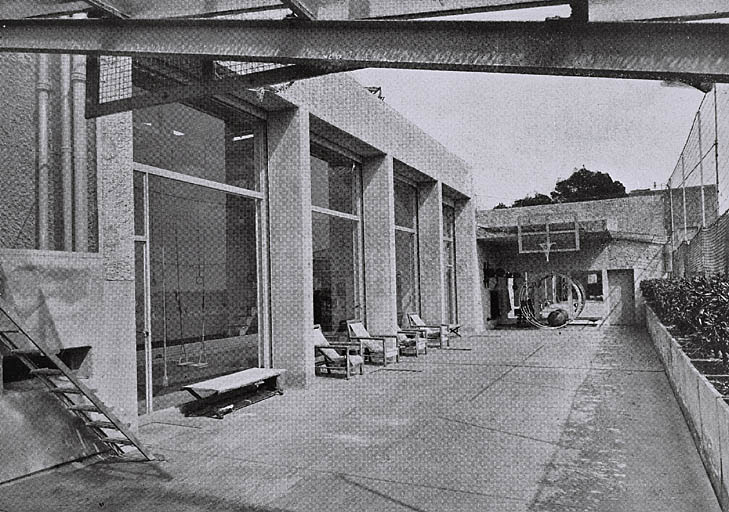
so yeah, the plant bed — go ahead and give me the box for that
[643,280,729,511]
[692,360,729,376]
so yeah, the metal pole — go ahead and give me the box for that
[72,13,88,252]
[698,111,707,227]
[36,53,50,250]
[681,154,688,243]
[668,180,675,253]
[60,52,73,251]
[715,85,721,211]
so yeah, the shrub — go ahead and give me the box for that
[641,275,729,366]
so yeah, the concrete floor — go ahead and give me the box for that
[0,326,720,512]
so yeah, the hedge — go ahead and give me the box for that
[641,275,729,365]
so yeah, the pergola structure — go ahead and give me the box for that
[0,0,728,116]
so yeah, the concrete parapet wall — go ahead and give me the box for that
[646,306,729,510]
[0,248,104,352]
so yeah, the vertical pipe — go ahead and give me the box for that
[681,154,688,243]
[60,53,73,251]
[714,85,721,213]
[72,46,88,251]
[37,54,51,250]
[698,111,707,228]
[668,181,675,254]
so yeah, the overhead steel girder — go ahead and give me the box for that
[2,18,729,83]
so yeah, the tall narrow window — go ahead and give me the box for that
[395,178,419,326]
[310,144,363,335]
[443,203,457,323]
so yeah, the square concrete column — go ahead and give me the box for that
[455,198,485,334]
[417,181,445,323]
[267,107,314,388]
[94,57,138,429]
[362,154,397,333]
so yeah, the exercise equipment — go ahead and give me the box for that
[188,228,209,369]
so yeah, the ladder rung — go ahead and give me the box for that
[10,348,42,356]
[68,404,100,412]
[85,421,118,430]
[49,386,83,395]
[30,368,64,376]
[0,329,19,334]
[99,437,133,446]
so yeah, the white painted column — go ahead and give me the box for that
[418,181,445,323]
[455,198,485,333]
[362,154,398,333]
[267,107,314,388]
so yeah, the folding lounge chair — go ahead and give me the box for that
[396,329,427,357]
[346,320,399,366]
[313,324,364,379]
[405,313,449,348]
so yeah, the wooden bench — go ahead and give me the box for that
[183,368,285,401]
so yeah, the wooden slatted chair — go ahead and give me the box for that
[346,320,399,366]
[396,329,427,357]
[313,324,364,379]
[405,312,448,348]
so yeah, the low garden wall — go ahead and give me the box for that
[646,305,729,510]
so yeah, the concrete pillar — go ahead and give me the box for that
[267,107,314,388]
[417,181,445,323]
[362,154,397,333]
[93,56,138,429]
[454,199,485,333]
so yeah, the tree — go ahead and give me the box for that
[493,202,509,210]
[511,193,553,208]
[550,167,627,203]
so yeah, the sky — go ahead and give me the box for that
[349,6,706,209]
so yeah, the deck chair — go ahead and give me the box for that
[313,324,364,379]
[396,329,427,357]
[404,312,448,348]
[346,320,399,366]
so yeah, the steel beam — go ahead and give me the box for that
[280,0,317,19]
[87,64,345,117]
[2,18,729,83]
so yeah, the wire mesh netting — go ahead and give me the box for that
[667,85,729,276]
[97,55,291,106]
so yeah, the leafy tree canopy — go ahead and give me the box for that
[493,167,627,209]
[512,193,553,208]
[551,167,627,203]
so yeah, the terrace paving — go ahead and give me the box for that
[0,326,720,511]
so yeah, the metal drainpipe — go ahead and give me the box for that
[37,53,51,250]
[72,13,88,252]
[61,53,73,251]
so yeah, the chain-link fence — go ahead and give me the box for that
[667,85,729,276]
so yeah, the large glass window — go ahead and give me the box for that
[311,144,363,335]
[136,176,260,413]
[443,203,457,324]
[133,102,260,191]
[132,102,265,414]
[395,179,419,326]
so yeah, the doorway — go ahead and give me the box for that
[606,269,636,325]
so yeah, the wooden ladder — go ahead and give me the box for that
[0,297,154,461]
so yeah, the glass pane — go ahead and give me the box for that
[310,151,357,214]
[394,180,416,229]
[445,266,456,324]
[443,204,455,239]
[312,212,360,335]
[396,230,418,326]
[133,171,145,236]
[571,271,604,301]
[143,175,259,410]
[133,102,260,191]
[134,241,148,413]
